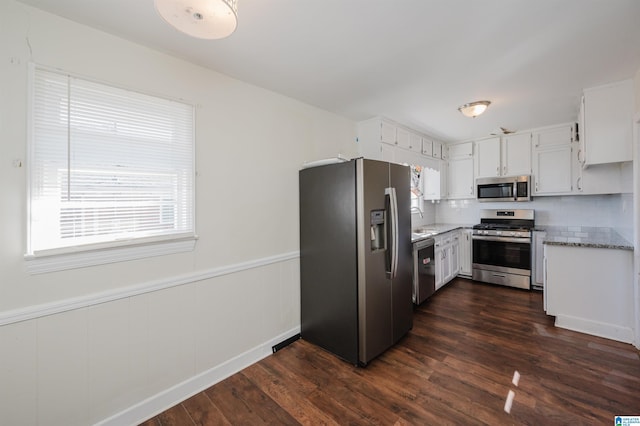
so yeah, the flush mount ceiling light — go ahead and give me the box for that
[458,100,491,118]
[155,0,238,39]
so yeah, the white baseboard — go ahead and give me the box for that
[555,314,633,344]
[96,326,301,426]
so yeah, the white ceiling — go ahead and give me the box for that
[17,0,640,142]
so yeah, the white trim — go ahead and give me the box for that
[555,314,634,344]
[25,237,198,274]
[95,326,301,426]
[2,250,300,326]
[633,110,640,349]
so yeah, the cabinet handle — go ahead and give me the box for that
[576,176,582,191]
[502,165,506,175]
[496,166,499,175]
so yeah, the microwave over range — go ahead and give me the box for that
[476,175,531,202]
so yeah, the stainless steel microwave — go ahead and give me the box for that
[476,175,531,202]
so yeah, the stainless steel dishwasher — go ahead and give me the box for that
[413,238,435,304]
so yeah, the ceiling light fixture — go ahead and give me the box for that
[155,0,238,40]
[458,100,491,118]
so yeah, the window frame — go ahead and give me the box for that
[25,63,197,274]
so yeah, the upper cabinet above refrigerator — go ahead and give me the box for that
[579,79,634,167]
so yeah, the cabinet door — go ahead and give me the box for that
[442,245,452,284]
[475,137,501,178]
[432,141,442,159]
[422,139,433,157]
[381,143,396,163]
[380,121,396,145]
[503,132,531,176]
[533,145,572,194]
[459,229,472,276]
[533,125,572,150]
[451,235,460,277]
[434,246,443,290]
[447,157,474,199]
[583,79,633,165]
[409,132,422,153]
[396,127,411,150]
[448,142,473,159]
[422,165,441,200]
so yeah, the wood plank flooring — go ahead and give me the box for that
[141,278,640,425]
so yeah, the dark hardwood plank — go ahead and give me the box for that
[156,404,193,426]
[204,373,299,425]
[180,392,231,425]
[141,278,640,425]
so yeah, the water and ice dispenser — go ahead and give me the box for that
[370,210,386,251]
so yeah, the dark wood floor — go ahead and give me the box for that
[141,278,640,425]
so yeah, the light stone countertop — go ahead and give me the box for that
[538,226,633,251]
[411,223,473,243]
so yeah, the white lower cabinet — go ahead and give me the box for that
[459,229,472,277]
[434,236,445,290]
[544,244,633,343]
[450,234,460,278]
[434,230,462,291]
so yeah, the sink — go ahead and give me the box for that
[413,227,438,235]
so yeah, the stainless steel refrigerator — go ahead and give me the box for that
[299,158,413,366]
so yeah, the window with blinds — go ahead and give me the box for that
[28,66,195,256]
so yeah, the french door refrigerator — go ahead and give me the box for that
[299,158,413,366]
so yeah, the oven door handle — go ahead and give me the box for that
[471,235,530,244]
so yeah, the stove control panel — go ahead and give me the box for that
[472,228,531,238]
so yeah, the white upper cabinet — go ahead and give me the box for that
[475,136,501,178]
[408,132,422,153]
[358,117,444,164]
[422,138,434,157]
[422,164,442,201]
[358,118,403,162]
[475,134,531,178]
[580,79,633,166]
[532,124,574,195]
[380,120,396,146]
[432,140,443,159]
[447,142,474,199]
[502,133,532,176]
[395,127,411,150]
[448,157,474,199]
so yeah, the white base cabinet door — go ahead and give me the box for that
[459,229,472,277]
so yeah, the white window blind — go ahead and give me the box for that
[28,66,195,256]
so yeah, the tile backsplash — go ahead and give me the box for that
[434,193,632,241]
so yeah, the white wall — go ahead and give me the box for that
[0,2,358,425]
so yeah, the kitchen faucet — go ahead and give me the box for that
[410,206,423,218]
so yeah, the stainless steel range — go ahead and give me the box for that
[472,209,534,290]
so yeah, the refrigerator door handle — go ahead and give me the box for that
[385,187,399,279]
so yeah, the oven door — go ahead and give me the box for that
[472,235,531,289]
